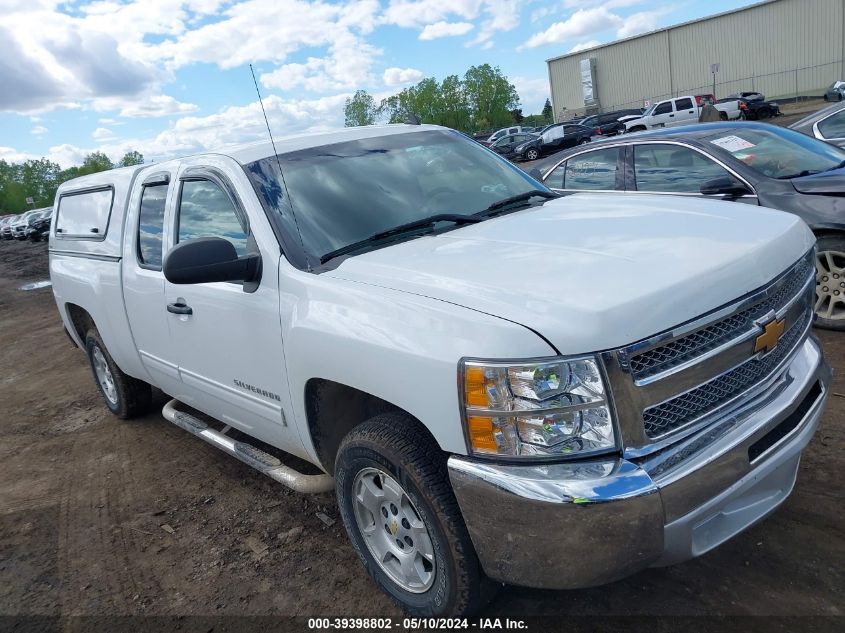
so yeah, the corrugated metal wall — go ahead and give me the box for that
[547,0,845,121]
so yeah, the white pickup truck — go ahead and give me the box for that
[625,95,740,132]
[50,124,830,616]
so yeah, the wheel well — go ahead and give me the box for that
[65,303,96,342]
[305,379,404,475]
[814,229,845,240]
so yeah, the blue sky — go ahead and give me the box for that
[1,0,756,167]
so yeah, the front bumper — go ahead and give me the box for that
[448,336,830,589]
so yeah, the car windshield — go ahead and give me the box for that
[245,129,545,263]
[703,126,845,179]
[642,104,656,116]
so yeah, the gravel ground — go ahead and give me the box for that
[0,232,843,622]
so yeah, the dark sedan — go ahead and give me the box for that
[512,123,594,161]
[578,109,644,136]
[490,132,538,159]
[790,101,845,148]
[529,122,845,329]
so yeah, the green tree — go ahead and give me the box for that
[344,90,378,127]
[541,98,553,123]
[463,64,520,131]
[119,150,144,167]
[79,152,114,175]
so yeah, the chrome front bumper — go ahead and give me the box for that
[447,336,831,589]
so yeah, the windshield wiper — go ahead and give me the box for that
[475,190,558,217]
[319,213,481,264]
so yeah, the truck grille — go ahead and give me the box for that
[642,309,810,438]
[629,257,813,381]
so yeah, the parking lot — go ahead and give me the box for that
[1,237,843,620]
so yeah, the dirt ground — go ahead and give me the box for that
[0,239,843,622]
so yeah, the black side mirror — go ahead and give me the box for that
[528,167,543,181]
[700,176,752,198]
[163,237,261,288]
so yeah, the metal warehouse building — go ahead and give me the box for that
[546,0,845,121]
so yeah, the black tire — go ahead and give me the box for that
[84,330,152,418]
[814,236,845,331]
[335,414,493,617]
[525,148,539,161]
[578,137,590,145]
[719,111,728,121]
[757,107,771,120]
[629,125,646,133]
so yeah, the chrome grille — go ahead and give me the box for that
[642,309,810,438]
[629,257,813,381]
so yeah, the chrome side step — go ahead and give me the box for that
[162,399,334,494]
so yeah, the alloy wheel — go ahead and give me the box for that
[815,250,845,322]
[92,346,118,405]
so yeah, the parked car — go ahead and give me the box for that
[824,81,845,102]
[737,97,781,120]
[578,109,645,136]
[486,125,527,144]
[1,215,17,240]
[512,123,594,161]
[12,210,37,240]
[531,122,845,329]
[27,207,53,241]
[728,91,765,102]
[624,96,738,132]
[695,94,716,105]
[48,123,831,616]
[790,101,845,147]
[490,132,538,159]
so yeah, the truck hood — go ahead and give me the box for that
[327,194,814,354]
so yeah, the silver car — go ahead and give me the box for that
[790,101,845,147]
[823,81,845,102]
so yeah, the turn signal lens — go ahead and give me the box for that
[467,416,498,453]
[465,366,489,407]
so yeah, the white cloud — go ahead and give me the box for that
[383,67,425,86]
[382,0,481,28]
[418,21,474,40]
[616,9,666,39]
[117,95,199,118]
[30,125,48,135]
[512,76,550,113]
[521,7,621,49]
[92,127,116,140]
[569,39,601,52]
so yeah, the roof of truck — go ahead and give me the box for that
[224,123,447,165]
[57,163,146,195]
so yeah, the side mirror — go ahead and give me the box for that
[163,237,261,288]
[700,176,752,198]
[528,167,543,181]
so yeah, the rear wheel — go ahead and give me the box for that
[719,111,728,121]
[814,236,845,330]
[85,330,152,418]
[335,414,492,616]
[757,107,772,119]
[578,137,590,145]
[525,147,539,161]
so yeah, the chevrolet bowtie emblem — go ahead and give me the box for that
[755,318,785,355]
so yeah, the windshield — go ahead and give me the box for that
[704,126,845,179]
[642,104,656,116]
[246,129,545,264]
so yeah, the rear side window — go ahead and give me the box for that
[564,148,620,190]
[177,179,248,256]
[817,110,845,139]
[55,188,114,239]
[137,184,168,269]
[675,98,693,110]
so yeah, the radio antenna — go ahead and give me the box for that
[250,63,288,189]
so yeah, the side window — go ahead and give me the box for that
[177,179,248,256]
[675,98,693,110]
[137,184,168,269]
[634,144,733,193]
[544,163,566,189]
[564,148,620,190]
[55,188,114,238]
[653,102,673,115]
[817,110,845,139]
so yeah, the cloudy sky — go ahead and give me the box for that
[1,0,753,167]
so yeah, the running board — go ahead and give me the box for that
[162,399,334,494]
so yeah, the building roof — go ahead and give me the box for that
[545,0,778,64]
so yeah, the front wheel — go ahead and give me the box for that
[578,137,590,145]
[335,414,492,616]
[757,107,772,119]
[524,147,539,161]
[814,237,845,330]
[719,111,728,121]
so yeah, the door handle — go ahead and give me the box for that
[669,113,674,117]
[167,301,193,315]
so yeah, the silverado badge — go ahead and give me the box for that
[755,318,785,355]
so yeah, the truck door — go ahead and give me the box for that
[649,100,674,128]
[162,157,302,452]
[122,169,183,397]
[667,97,696,127]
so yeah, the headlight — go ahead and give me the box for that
[460,356,616,459]
[514,143,530,152]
